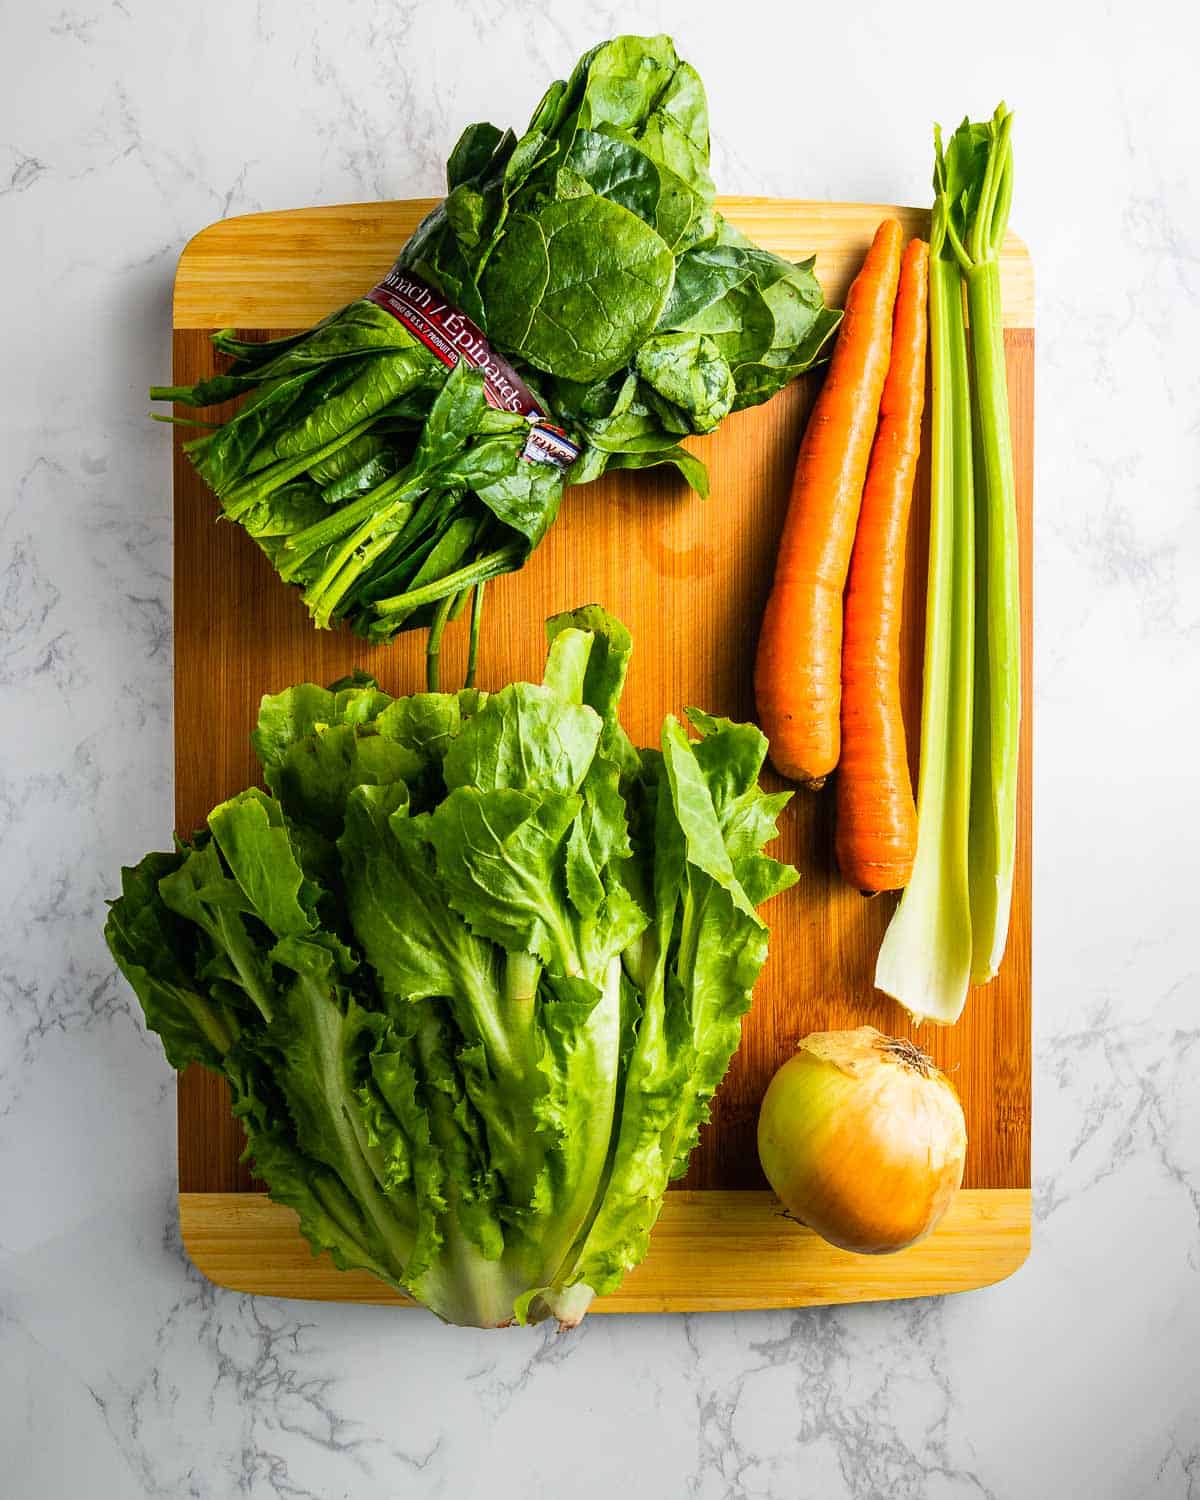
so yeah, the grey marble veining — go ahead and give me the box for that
[2,1,1198,1495]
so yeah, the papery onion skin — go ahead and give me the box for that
[756,1026,967,1255]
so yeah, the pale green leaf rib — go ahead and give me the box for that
[875,237,975,1024]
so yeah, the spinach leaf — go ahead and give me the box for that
[475,461,564,549]
[656,243,750,329]
[581,404,682,454]
[606,445,710,497]
[577,34,680,135]
[678,277,775,371]
[635,331,734,433]
[563,129,661,227]
[307,433,392,487]
[483,195,675,382]
[447,121,505,190]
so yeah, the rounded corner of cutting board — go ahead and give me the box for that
[1002,226,1034,314]
[172,198,446,328]
[971,1214,1033,1295]
[173,199,379,255]
[177,1197,241,1297]
[173,209,263,304]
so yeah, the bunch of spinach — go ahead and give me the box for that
[105,608,795,1326]
[155,35,840,677]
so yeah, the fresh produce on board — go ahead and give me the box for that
[754,218,904,789]
[105,608,796,1325]
[154,34,840,685]
[875,105,1019,1024]
[107,21,1027,1307]
[835,237,928,894]
[756,1028,967,1254]
[747,104,1018,1026]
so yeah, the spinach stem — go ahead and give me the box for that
[281,471,413,568]
[425,592,455,692]
[465,581,486,690]
[314,522,414,627]
[372,543,524,619]
[302,499,417,624]
[221,415,380,517]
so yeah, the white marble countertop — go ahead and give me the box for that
[3,2,1197,1495]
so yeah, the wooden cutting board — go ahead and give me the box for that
[171,198,1033,1312]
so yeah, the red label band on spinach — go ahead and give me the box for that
[151,33,842,686]
[367,267,581,469]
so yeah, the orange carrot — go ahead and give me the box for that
[836,237,929,893]
[755,218,903,787]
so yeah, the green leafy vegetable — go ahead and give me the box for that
[155,35,840,679]
[105,609,795,1326]
[875,105,1018,1023]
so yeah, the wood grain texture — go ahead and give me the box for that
[172,198,1033,331]
[180,1189,1030,1312]
[171,200,1033,1307]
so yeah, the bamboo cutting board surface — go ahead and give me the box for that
[172,198,1033,1311]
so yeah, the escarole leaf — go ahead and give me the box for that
[105,610,792,1327]
[103,852,239,1069]
[152,35,839,682]
[535,709,795,1314]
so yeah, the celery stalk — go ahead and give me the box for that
[876,105,1020,1022]
[875,177,976,1024]
[951,107,1020,982]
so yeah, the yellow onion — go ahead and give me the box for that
[757,1027,967,1254]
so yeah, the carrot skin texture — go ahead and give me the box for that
[755,218,904,786]
[836,238,929,892]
